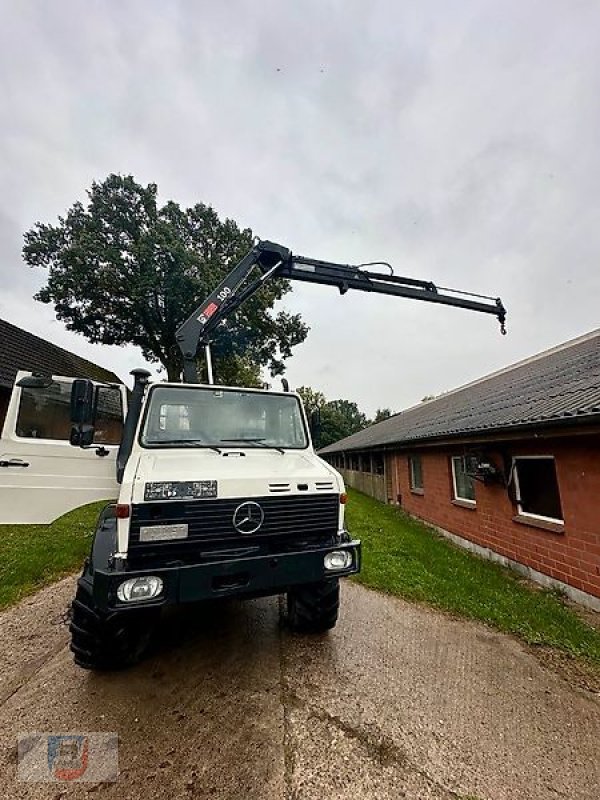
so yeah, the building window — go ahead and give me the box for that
[451,456,476,504]
[513,457,563,523]
[409,455,423,491]
[372,454,384,476]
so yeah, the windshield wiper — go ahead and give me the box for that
[220,437,285,455]
[148,439,222,454]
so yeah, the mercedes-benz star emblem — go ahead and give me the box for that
[232,501,264,534]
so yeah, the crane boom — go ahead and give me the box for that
[176,240,507,383]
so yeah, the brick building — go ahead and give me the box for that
[320,329,600,610]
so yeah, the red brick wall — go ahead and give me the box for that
[391,435,600,599]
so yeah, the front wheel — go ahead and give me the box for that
[287,578,340,633]
[69,581,156,671]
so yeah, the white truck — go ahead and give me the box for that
[62,239,506,669]
[69,373,356,668]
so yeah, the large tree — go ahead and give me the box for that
[23,174,308,382]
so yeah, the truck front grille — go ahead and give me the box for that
[127,493,340,562]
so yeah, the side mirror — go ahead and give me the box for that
[70,424,95,448]
[309,408,322,446]
[70,380,96,447]
[70,379,96,425]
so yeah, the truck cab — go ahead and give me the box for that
[69,377,361,670]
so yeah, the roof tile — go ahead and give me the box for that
[0,317,122,388]
[320,329,600,453]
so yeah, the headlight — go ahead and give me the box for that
[117,576,164,603]
[324,550,353,571]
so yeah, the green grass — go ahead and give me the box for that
[0,502,106,609]
[347,488,600,666]
[3,491,600,669]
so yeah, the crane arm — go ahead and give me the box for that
[176,240,507,383]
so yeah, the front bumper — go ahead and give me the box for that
[92,540,361,612]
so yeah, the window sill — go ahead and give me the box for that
[452,499,477,510]
[410,488,424,496]
[512,514,565,534]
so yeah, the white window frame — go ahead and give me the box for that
[451,456,476,504]
[512,455,564,524]
[409,455,423,491]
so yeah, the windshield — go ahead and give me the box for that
[140,386,308,449]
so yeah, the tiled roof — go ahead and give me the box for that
[320,329,600,453]
[0,317,122,388]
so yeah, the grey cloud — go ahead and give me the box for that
[1,1,599,412]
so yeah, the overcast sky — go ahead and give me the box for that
[1,0,599,416]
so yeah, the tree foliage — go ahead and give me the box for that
[23,174,308,382]
[295,386,326,411]
[373,407,392,423]
[321,399,369,449]
[297,386,369,449]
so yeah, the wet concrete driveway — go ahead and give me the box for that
[0,578,598,799]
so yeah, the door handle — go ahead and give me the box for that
[0,459,30,468]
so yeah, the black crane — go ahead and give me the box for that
[176,240,507,384]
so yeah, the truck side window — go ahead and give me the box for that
[16,381,72,440]
[16,381,123,444]
[94,386,124,445]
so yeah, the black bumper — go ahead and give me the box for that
[92,540,361,612]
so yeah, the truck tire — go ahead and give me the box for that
[287,578,340,633]
[69,582,155,671]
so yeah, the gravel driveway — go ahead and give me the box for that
[0,578,598,799]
